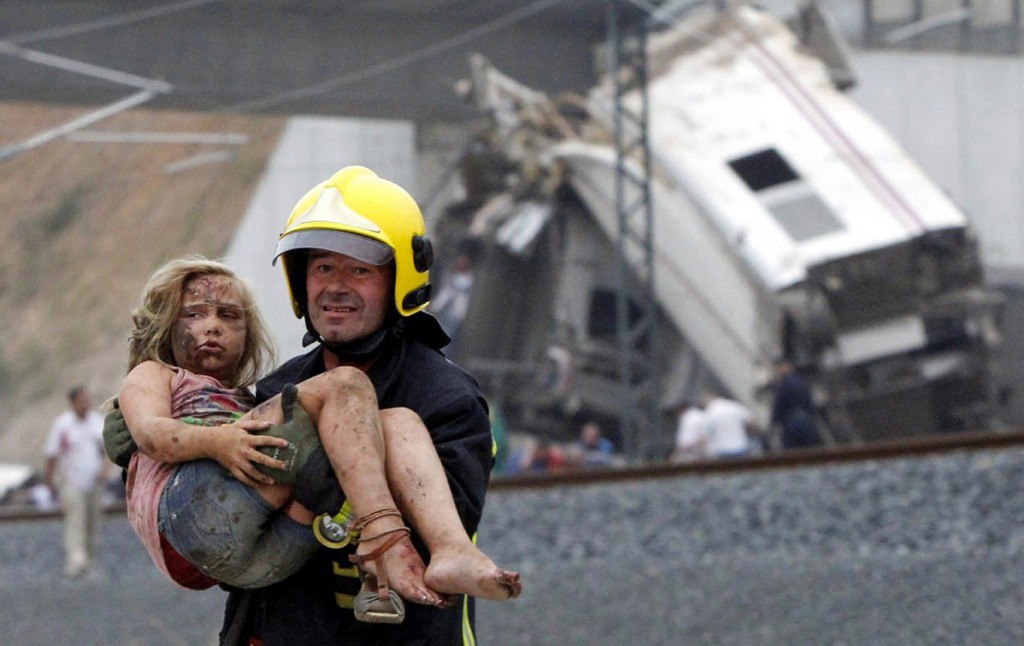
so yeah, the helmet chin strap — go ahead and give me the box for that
[302,310,399,364]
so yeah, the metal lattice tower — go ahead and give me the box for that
[607,0,659,461]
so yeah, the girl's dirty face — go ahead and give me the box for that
[172,275,248,385]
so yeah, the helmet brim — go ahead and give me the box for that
[273,229,395,266]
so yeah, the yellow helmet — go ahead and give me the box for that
[274,165,433,318]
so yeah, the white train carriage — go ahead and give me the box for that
[440,6,1001,449]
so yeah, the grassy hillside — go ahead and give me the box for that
[0,101,285,469]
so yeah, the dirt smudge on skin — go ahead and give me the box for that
[187,276,237,305]
[171,318,202,367]
[252,398,278,419]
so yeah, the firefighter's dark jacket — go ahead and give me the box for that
[219,313,494,645]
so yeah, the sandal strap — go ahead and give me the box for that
[354,508,403,531]
[349,527,410,601]
[350,527,410,564]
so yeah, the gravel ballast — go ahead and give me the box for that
[2,446,1022,645]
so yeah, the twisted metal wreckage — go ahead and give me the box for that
[430,6,1003,457]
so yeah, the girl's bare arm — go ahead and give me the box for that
[118,361,288,486]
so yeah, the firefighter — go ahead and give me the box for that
[219,165,496,645]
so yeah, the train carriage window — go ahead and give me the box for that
[729,149,798,191]
[728,148,844,242]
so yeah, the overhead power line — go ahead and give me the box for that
[225,0,572,113]
[68,131,249,145]
[0,40,172,92]
[3,0,221,45]
[0,90,158,162]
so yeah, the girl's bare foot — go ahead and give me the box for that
[424,547,523,600]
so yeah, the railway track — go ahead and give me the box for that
[489,426,1024,489]
[3,428,1022,522]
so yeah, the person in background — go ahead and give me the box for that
[670,399,709,463]
[44,385,108,578]
[700,391,757,459]
[505,436,567,475]
[567,421,617,468]
[770,359,823,450]
[429,251,474,362]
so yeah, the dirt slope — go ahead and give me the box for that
[0,101,285,469]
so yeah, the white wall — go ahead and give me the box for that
[848,50,1024,278]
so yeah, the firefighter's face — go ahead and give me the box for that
[305,250,392,345]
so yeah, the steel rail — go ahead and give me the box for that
[488,427,1024,490]
[3,428,1023,522]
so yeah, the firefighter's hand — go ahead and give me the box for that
[102,400,137,469]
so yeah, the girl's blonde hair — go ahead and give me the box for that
[127,254,276,388]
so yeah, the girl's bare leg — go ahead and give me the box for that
[379,407,522,601]
[245,367,446,607]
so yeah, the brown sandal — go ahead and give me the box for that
[348,508,410,624]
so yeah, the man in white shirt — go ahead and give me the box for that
[670,400,710,463]
[700,391,756,459]
[44,386,108,578]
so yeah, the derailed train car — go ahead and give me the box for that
[429,6,1002,453]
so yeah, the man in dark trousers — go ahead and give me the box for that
[770,359,823,450]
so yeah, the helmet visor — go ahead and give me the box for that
[274,229,395,266]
